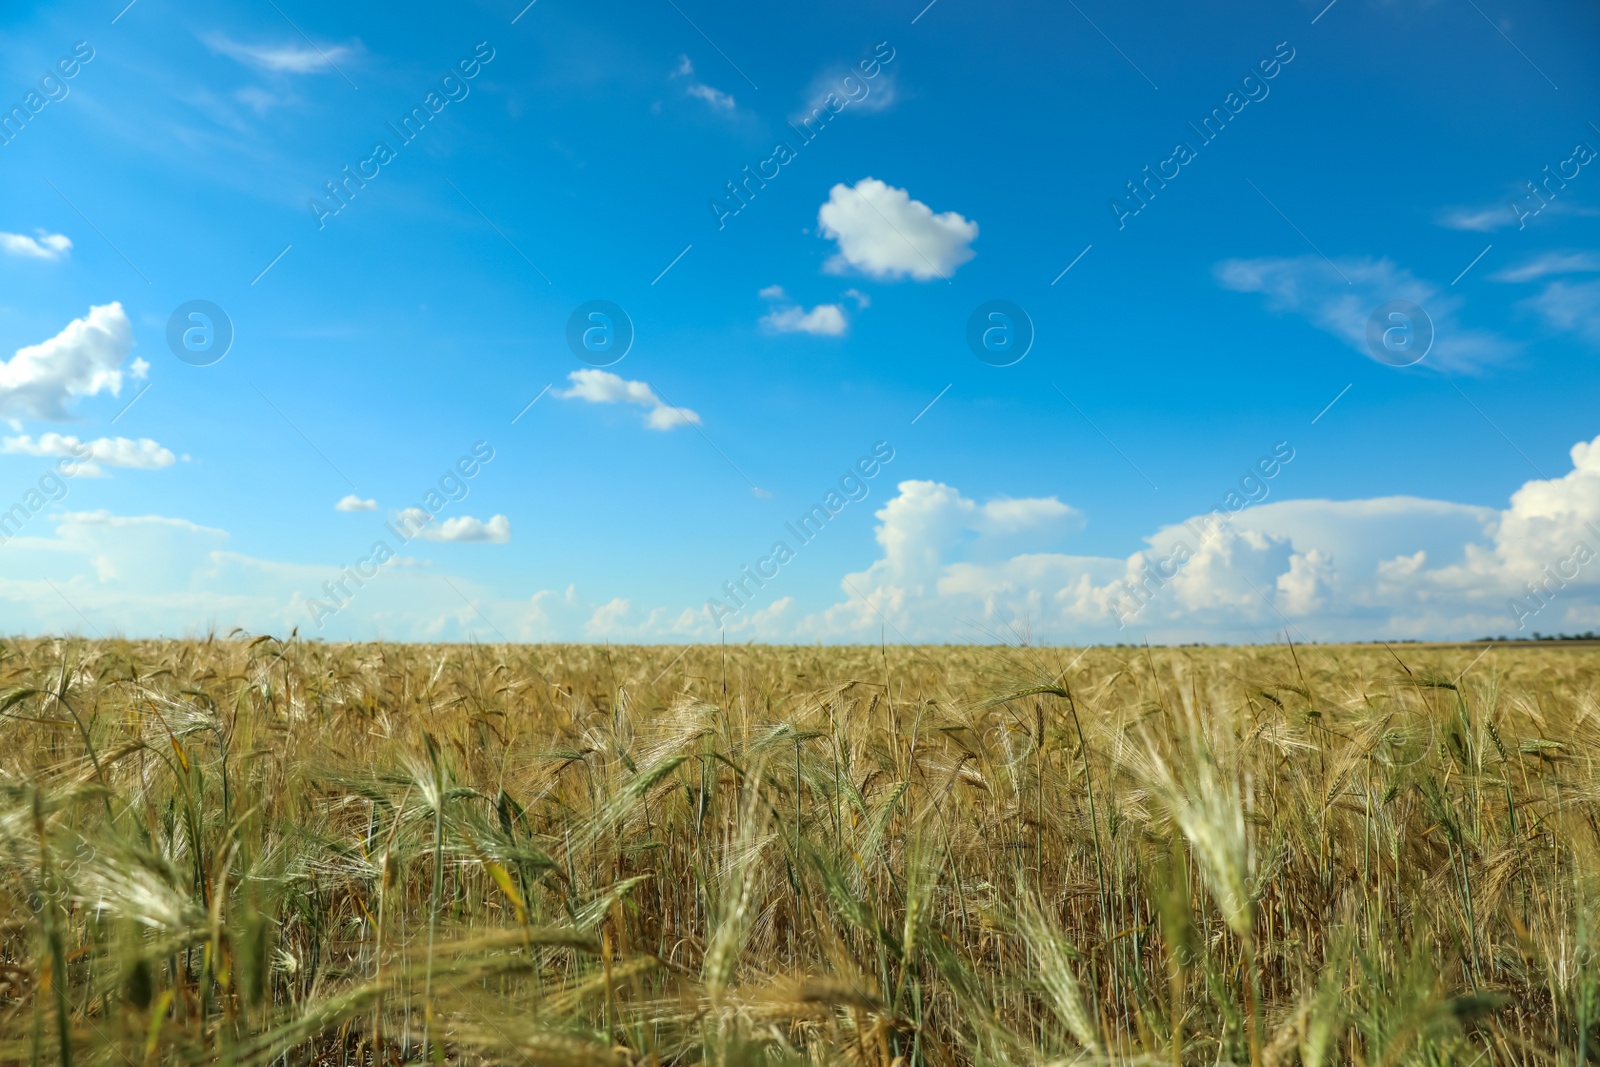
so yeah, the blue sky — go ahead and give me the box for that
[2,0,1599,643]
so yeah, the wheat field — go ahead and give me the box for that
[0,637,1595,1066]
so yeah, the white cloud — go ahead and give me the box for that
[646,405,700,431]
[1276,548,1334,615]
[1490,251,1600,283]
[587,597,631,634]
[1438,200,1596,233]
[0,303,137,420]
[0,511,666,643]
[699,482,1091,643]
[761,303,847,336]
[671,55,735,112]
[796,65,899,120]
[1437,205,1516,232]
[817,178,978,281]
[557,369,701,431]
[745,596,797,635]
[2,433,175,475]
[842,288,870,309]
[234,86,285,115]
[54,510,212,532]
[396,508,511,543]
[561,371,655,405]
[759,284,851,335]
[845,481,1083,591]
[0,507,542,641]
[770,433,1600,643]
[686,82,735,111]
[48,508,220,537]
[1215,255,1515,372]
[26,511,231,589]
[1523,279,1600,343]
[0,231,71,261]
[10,431,1600,644]
[205,33,354,74]
[335,494,377,512]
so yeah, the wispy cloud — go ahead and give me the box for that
[671,55,735,113]
[1215,254,1516,373]
[204,33,355,74]
[1524,279,1600,344]
[1490,251,1600,283]
[335,494,377,512]
[1437,204,1517,233]
[234,86,286,115]
[1438,199,1596,232]
[686,82,735,111]
[794,64,898,123]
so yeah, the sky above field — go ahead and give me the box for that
[1,0,1599,644]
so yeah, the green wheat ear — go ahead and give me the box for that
[1017,901,1101,1056]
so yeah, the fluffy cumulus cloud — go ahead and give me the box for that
[0,303,142,420]
[762,305,846,335]
[781,481,1109,641]
[396,508,510,544]
[1,433,175,475]
[524,585,703,641]
[204,33,355,74]
[566,432,1562,643]
[7,433,1600,645]
[866,482,1081,579]
[759,288,848,336]
[335,494,377,512]
[0,231,72,261]
[587,597,631,635]
[769,434,1600,643]
[818,178,978,281]
[557,369,701,430]
[1215,255,1514,372]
